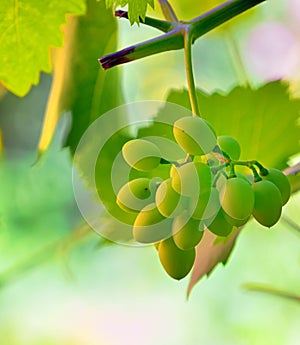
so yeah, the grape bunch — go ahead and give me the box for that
[116,116,291,280]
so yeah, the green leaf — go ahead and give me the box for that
[167,81,300,170]
[39,0,123,152]
[105,0,154,24]
[0,0,86,97]
[65,0,123,152]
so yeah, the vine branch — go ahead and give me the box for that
[99,0,266,69]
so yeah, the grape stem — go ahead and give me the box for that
[213,170,228,187]
[230,161,262,182]
[231,160,268,177]
[211,158,268,182]
[184,27,201,117]
[158,0,179,23]
[229,163,236,178]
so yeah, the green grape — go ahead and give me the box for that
[158,237,195,280]
[122,139,161,171]
[207,208,233,236]
[235,172,252,184]
[262,168,291,205]
[116,178,153,213]
[191,187,220,220]
[217,135,241,160]
[216,172,251,192]
[215,173,227,190]
[223,212,250,227]
[219,177,255,220]
[144,136,186,162]
[252,180,282,227]
[172,212,203,250]
[173,116,217,156]
[133,203,172,243]
[155,178,185,218]
[171,162,212,197]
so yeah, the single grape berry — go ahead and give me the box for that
[172,212,203,250]
[235,172,252,184]
[262,168,291,205]
[133,203,172,243]
[219,177,255,220]
[252,180,282,227]
[171,162,212,197]
[223,212,250,227]
[158,237,195,280]
[207,208,233,237]
[173,116,217,156]
[122,139,161,171]
[217,135,241,160]
[191,187,220,220]
[116,178,153,213]
[155,178,183,218]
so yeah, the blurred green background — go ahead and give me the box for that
[0,0,300,344]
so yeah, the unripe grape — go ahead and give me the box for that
[217,135,241,160]
[252,180,282,227]
[116,178,153,213]
[158,237,195,280]
[215,173,227,190]
[122,139,161,171]
[169,159,185,181]
[172,213,203,250]
[145,136,186,162]
[155,179,184,218]
[262,168,291,205]
[173,116,217,156]
[133,203,172,243]
[216,172,251,192]
[203,119,217,137]
[207,209,233,237]
[171,162,212,197]
[223,212,250,227]
[219,177,255,220]
[235,172,252,184]
[191,187,220,220]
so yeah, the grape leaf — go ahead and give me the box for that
[187,229,241,297]
[105,0,154,24]
[38,0,123,153]
[0,0,86,97]
[160,81,300,293]
[167,81,300,170]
